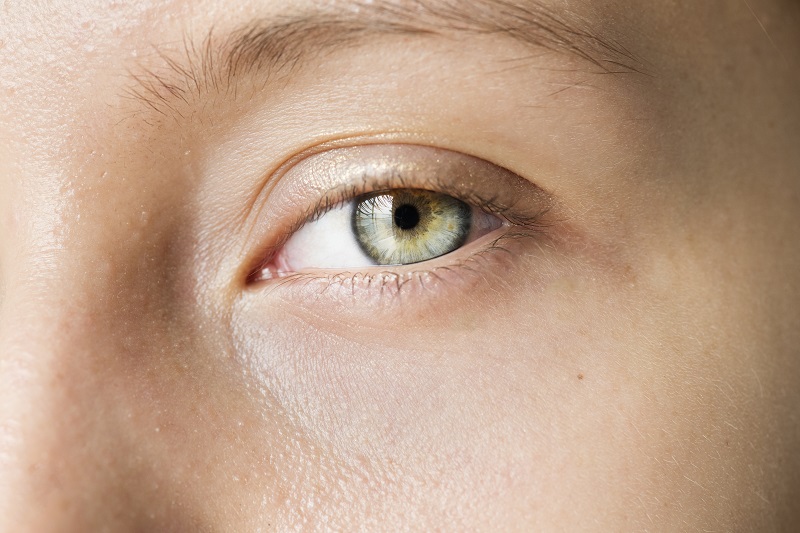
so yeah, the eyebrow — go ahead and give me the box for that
[128,0,647,116]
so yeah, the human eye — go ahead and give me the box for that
[246,143,554,299]
[264,187,503,273]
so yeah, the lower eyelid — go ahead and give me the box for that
[248,227,541,311]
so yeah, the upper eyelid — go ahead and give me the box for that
[278,147,554,237]
[125,0,650,118]
[302,174,540,229]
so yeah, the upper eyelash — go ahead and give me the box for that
[296,169,550,232]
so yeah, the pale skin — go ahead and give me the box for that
[1,0,799,530]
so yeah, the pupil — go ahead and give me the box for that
[394,203,420,230]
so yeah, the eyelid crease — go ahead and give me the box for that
[125,0,650,118]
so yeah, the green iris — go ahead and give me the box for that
[352,189,472,265]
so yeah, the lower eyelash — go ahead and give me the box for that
[253,229,541,308]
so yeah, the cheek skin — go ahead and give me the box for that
[230,249,582,527]
[231,215,787,530]
[232,274,645,528]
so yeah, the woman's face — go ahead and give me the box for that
[1,0,798,530]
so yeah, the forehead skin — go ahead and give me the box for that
[0,0,799,531]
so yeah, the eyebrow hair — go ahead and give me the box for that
[128,0,648,117]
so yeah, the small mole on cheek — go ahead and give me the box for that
[577,373,584,380]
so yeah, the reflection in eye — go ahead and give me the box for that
[269,188,504,273]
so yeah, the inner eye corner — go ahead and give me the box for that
[244,254,274,286]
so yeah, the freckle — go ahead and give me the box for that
[577,373,584,380]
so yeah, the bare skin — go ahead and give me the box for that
[0,0,799,530]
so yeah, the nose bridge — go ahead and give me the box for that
[0,269,141,531]
[0,125,202,528]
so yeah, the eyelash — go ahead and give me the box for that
[246,169,553,298]
[320,170,545,239]
[261,229,538,301]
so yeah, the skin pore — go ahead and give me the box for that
[1,0,799,530]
